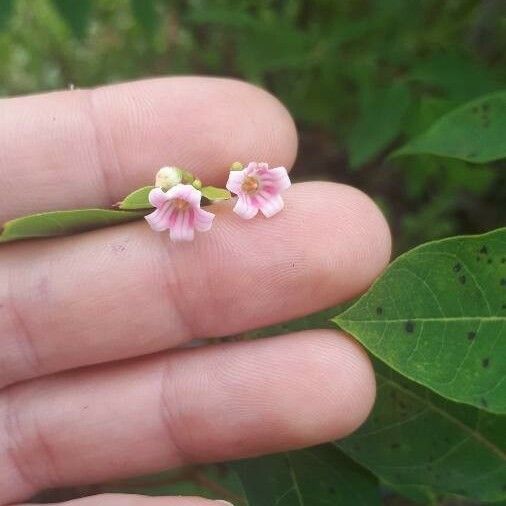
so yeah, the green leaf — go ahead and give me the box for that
[201,186,231,202]
[348,83,411,168]
[333,228,506,413]
[0,0,15,31]
[52,0,92,39]
[130,0,159,34]
[408,53,500,102]
[117,186,155,210]
[234,445,380,506]
[336,361,506,503]
[0,209,147,244]
[393,91,506,163]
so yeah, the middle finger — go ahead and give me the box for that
[0,182,390,387]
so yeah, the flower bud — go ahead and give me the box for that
[192,178,203,190]
[155,166,183,190]
[230,161,244,171]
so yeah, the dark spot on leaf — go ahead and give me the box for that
[398,400,407,410]
[487,258,492,264]
[480,245,488,254]
[453,263,461,272]
[467,152,477,159]
[501,257,505,263]
[376,306,383,315]
[467,331,476,340]
[476,256,481,262]
[482,357,490,368]
[405,321,415,333]
[472,106,479,114]
[480,397,488,408]
[501,278,506,287]
[459,275,466,284]
[502,303,506,310]
[390,442,400,450]
[481,102,490,112]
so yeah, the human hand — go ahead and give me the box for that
[0,77,391,505]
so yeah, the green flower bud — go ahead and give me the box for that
[192,178,203,190]
[230,161,244,171]
[155,166,183,190]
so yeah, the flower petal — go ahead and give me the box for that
[258,193,284,218]
[169,209,194,242]
[145,203,174,232]
[164,183,199,207]
[244,162,258,175]
[269,166,291,191]
[148,187,169,208]
[194,208,215,232]
[233,195,259,219]
[226,170,246,194]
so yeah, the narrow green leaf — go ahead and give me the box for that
[333,228,506,413]
[348,83,411,168]
[0,209,147,244]
[234,445,380,506]
[337,362,506,503]
[117,186,154,210]
[52,0,92,39]
[393,91,506,163]
[201,186,231,201]
[0,0,15,31]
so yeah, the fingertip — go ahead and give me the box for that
[91,76,298,196]
[272,329,376,444]
[285,181,391,299]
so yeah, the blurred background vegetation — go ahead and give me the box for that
[1,0,505,254]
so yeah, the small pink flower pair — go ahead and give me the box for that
[145,162,291,242]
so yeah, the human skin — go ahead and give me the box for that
[0,77,391,505]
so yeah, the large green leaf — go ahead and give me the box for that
[336,361,506,503]
[241,308,505,503]
[348,83,411,168]
[393,91,506,163]
[333,228,506,413]
[0,209,147,244]
[234,445,380,506]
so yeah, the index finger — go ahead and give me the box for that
[0,77,297,222]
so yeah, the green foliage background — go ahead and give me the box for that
[1,1,505,505]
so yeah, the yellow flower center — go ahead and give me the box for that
[173,198,190,210]
[241,176,259,194]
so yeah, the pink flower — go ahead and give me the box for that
[145,184,215,242]
[226,162,291,219]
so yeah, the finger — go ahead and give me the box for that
[0,182,391,387]
[0,77,297,221]
[20,494,232,506]
[0,330,375,504]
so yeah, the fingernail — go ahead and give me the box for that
[214,501,234,506]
